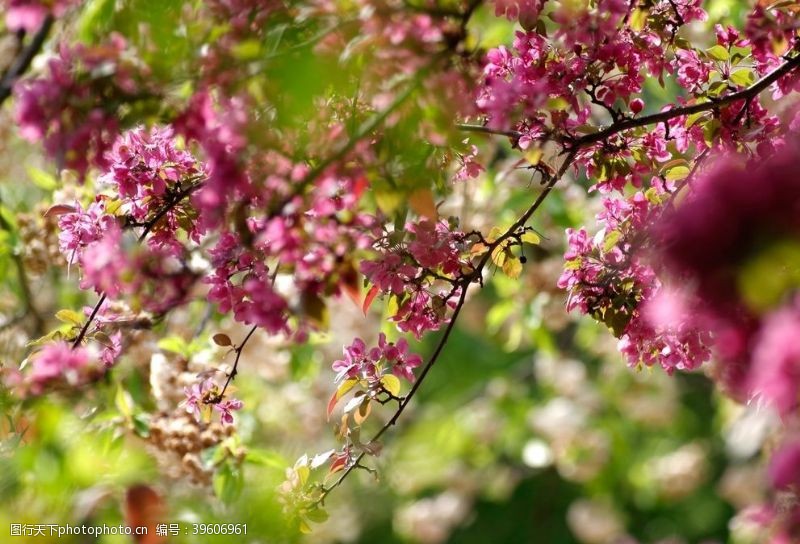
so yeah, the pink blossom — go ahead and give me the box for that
[768,440,800,489]
[749,304,800,416]
[13,36,144,177]
[214,398,244,425]
[361,253,418,295]
[5,0,78,32]
[332,334,423,386]
[182,378,243,426]
[29,341,90,385]
[100,331,123,367]
[57,201,117,265]
[674,49,710,92]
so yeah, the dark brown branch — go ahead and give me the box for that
[456,123,523,139]
[71,180,204,349]
[458,50,800,149]
[212,325,258,403]
[0,15,54,106]
[574,51,800,147]
[318,148,578,504]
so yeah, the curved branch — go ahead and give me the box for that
[458,50,800,148]
[573,51,800,147]
[71,180,204,349]
[212,325,258,402]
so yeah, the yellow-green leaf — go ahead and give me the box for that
[26,166,58,191]
[706,45,729,61]
[502,257,522,279]
[380,374,401,397]
[730,69,755,87]
[521,231,541,244]
[327,378,359,419]
[115,385,134,420]
[665,165,690,181]
[55,309,84,326]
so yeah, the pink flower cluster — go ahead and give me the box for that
[80,226,194,314]
[174,91,248,228]
[478,0,701,134]
[100,126,200,219]
[332,333,422,385]
[559,186,712,373]
[28,341,91,389]
[182,378,243,426]
[361,219,472,339]
[57,200,118,265]
[203,162,374,336]
[56,126,203,313]
[14,35,148,177]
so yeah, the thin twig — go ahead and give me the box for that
[0,15,54,105]
[71,180,204,349]
[456,123,523,139]
[318,148,578,504]
[213,325,258,402]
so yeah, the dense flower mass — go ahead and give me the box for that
[6,0,800,538]
[558,184,713,374]
[360,219,473,339]
[13,35,149,177]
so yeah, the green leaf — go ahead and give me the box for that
[603,230,622,253]
[707,81,729,97]
[380,374,401,397]
[115,386,134,420]
[502,257,522,279]
[706,45,729,61]
[232,39,262,60]
[305,507,329,523]
[132,414,150,438]
[245,449,287,470]
[665,165,691,181]
[26,167,58,191]
[730,69,755,87]
[157,336,188,356]
[521,231,541,244]
[213,464,243,504]
[55,309,84,326]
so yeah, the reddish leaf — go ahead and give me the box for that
[43,204,76,217]
[329,455,347,475]
[352,175,369,200]
[340,260,361,309]
[212,333,232,347]
[123,485,165,544]
[409,188,438,220]
[362,285,380,315]
[327,378,358,420]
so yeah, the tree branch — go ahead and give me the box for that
[572,51,800,147]
[0,15,54,106]
[71,180,204,349]
[212,325,258,403]
[458,50,800,148]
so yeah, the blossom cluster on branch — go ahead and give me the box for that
[4,0,800,539]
